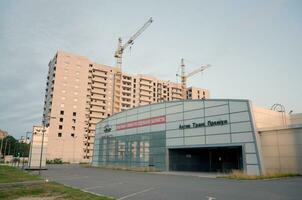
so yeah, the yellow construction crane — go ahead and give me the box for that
[112,17,153,113]
[114,17,153,70]
[176,58,210,99]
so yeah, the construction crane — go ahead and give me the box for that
[176,58,210,99]
[114,17,153,70]
[112,17,153,114]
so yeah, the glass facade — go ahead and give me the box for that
[92,100,262,175]
[93,131,166,171]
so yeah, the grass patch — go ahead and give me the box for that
[224,170,300,180]
[0,165,40,183]
[0,182,114,200]
[0,165,114,200]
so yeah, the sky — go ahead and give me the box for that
[0,0,301,138]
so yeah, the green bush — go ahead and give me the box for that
[46,158,63,164]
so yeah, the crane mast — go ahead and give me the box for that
[112,17,153,114]
[177,59,210,99]
[180,58,187,99]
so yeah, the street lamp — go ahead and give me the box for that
[39,115,56,175]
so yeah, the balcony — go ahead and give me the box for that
[172,89,182,95]
[121,99,131,105]
[90,112,103,118]
[88,127,97,131]
[140,81,152,87]
[172,93,182,98]
[122,84,132,89]
[172,97,182,101]
[122,90,131,95]
[88,132,96,137]
[91,94,105,100]
[140,86,152,92]
[90,106,104,112]
[121,94,131,100]
[140,76,153,82]
[91,88,106,95]
[122,78,132,84]
[121,103,131,107]
[93,70,107,78]
[140,91,152,97]
[140,96,151,102]
[92,82,106,89]
[90,101,106,107]
[92,78,107,84]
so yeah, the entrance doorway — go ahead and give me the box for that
[169,146,243,172]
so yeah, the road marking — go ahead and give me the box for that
[84,182,123,190]
[206,196,216,200]
[60,182,116,199]
[118,187,154,200]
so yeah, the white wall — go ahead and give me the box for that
[28,126,48,169]
[259,127,302,174]
[253,106,289,129]
[289,113,302,125]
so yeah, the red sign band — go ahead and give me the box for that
[116,115,166,130]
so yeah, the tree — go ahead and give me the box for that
[0,136,30,158]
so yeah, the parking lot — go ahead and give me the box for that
[39,165,302,200]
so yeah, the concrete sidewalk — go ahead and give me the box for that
[151,171,227,178]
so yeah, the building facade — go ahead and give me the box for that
[43,51,209,162]
[92,99,302,175]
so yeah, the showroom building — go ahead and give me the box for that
[92,99,302,175]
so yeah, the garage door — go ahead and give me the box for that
[169,146,243,172]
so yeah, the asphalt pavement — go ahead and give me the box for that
[37,164,302,200]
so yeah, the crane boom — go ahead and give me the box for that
[186,64,210,78]
[114,17,153,70]
[176,59,211,99]
[122,17,153,51]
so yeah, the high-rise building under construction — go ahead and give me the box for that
[43,51,210,162]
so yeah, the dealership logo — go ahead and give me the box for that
[179,120,228,129]
[104,124,112,133]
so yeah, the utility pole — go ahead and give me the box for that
[39,121,46,175]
